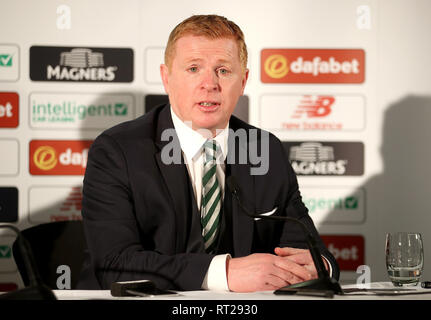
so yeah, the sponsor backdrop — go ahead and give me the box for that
[0,0,430,290]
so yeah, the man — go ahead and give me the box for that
[78,15,339,292]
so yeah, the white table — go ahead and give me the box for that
[52,282,431,300]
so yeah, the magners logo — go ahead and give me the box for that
[30,46,133,83]
[282,141,364,176]
[30,140,93,175]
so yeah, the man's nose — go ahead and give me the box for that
[201,70,220,91]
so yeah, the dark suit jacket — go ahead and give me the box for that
[78,104,339,290]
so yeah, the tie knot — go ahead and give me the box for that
[203,140,220,163]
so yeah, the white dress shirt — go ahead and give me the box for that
[170,108,231,291]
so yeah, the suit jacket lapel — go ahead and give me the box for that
[227,128,255,257]
[154,105,191,253]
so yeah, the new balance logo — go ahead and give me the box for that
[292,96,335,119]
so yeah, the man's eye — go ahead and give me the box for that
[218,68,229,75]
[189,66,198,72]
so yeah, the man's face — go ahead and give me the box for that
[161,35,248,136]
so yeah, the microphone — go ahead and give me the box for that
[111,280,178,297]
[226,176,343,296]
[111,280,157,297]
[0,224,56,300]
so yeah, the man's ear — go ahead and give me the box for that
[160,64,170,94]
[241,68,249,94]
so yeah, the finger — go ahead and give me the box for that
[275,269,305,285]
[304,264,318,278]
[269,264,298,285]
[274,257,313,281]
[268,268,301,288]
[285,254,319,278]
[284,252,313,265]
[265,274,289,289]
[274,247,308,256]
[286,273,306,285]
[258,259,300,286]
[263,283,281,291]
[286,255,327,277]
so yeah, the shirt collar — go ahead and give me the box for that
[170,107,229,161]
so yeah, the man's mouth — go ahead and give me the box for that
[197,101,220,111]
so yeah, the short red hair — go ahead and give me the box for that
[164,15,248,72]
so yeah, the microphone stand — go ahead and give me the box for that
[226,177,343,296]
[0,224,56,300]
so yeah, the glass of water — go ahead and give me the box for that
[385,232,424,286]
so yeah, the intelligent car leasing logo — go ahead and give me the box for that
[0,246,11,258]
[30,140,93,175]
[30,46,133,82]
[0,54,13,67]
[261,49,365,83]
[30,93,134,129]
[0,45,19,81]
[282,141,364,176]
[301,186,366,225]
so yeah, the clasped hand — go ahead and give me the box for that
[226,247,327,292]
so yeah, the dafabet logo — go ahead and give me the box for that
[321,235,365,271]
[29,140,93,175]
[0,92,19,128]
[261,49,365,83]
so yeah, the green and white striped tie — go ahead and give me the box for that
[201,140,222,253]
